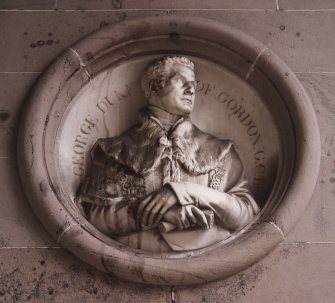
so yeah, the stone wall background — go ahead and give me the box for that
[1,1,335,302]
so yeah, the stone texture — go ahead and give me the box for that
[0,73,40,158]
[285,156,335,243]
[297,73,335,158]
[2,10,335,72]
[170,10,335,73]
[1,243,334,302]
[0,0,55,10]
[57,0,276,10]
[279,0,335,10]
[175,243,335,302]
[0,11,167,72]
[0,159,57,247]
[0,248,169,303]
[284,74,335,242]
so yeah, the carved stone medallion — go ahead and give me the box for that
[18,16,320,285]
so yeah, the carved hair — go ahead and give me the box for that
[141,56,195,99]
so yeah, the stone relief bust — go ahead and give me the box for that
[18,16,320,283]
[77,56,260,252]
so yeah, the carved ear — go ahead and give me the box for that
[159,80,166,89]
[149,80,157,95]
[149,79,160,96]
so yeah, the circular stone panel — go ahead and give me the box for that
[18,16,320,285]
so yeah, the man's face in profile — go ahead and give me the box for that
[157,63,197,116]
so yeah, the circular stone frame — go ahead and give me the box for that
[18,16,320,285]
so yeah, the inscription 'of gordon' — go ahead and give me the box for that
[196,80,267,187]
[72,85,131,177]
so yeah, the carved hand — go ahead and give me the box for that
[163,205,209,230]
[137,186,178,229]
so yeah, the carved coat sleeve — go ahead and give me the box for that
[77,149,139,236]
[168,146,259,231]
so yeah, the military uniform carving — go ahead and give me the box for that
[78,108,259,252]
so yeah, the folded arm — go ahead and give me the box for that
[167,181,258,231]
[167,146,259,232]
[76,152,143,236]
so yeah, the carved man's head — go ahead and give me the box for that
[141,56,197,116]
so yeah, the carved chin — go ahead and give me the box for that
[180,104,193,113]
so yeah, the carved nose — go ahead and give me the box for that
[184,83,195,95]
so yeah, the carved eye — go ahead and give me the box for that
[171,73,184,82]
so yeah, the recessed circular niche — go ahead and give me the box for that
[18,16,320,285]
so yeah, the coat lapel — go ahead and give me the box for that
[92,108,233,176]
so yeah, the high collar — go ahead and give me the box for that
[146,105,184,132]
[93,108,232,176]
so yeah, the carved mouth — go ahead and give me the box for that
[182,98,192,104]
